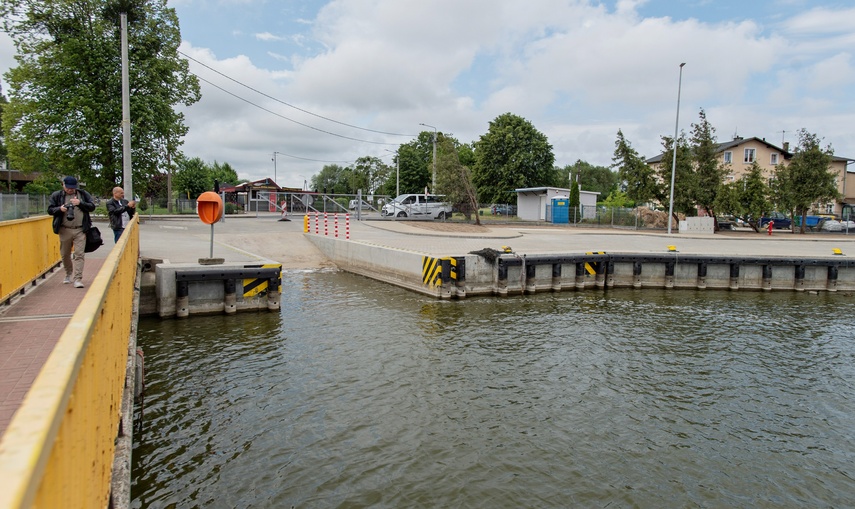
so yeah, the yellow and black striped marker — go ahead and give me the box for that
[243,263,281,297]
[422,256,457,287]
[584,251,606,275]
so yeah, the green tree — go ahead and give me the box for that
[210,161,239,187]
[173,156,211,199]
[564,160,618,197]
[351,156,389,194]
[775,129,838,233]
[612,129,656,205]
[569,180,580,208]
[690,109,726,228]
[602,189,633,208]
[741,161,772,231]
[380,135,433,196]
[473,113,555,204]
[22,173,63,195]
[435,136,480,224]
[657,133,694,224]
[1,0,200,195]
[311,164,349,194]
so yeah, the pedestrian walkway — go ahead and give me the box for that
[0,258,105,436]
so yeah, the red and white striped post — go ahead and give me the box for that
[324,212,328,236]
[314,211,319,234]
[346,213,350,240]
[334,214,339,238]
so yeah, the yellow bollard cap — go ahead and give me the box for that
[832,248,843,255]
[667,245,677,252]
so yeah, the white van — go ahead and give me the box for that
[381,193,452,219]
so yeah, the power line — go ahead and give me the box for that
[180,50,417,138]
[194,74,401,146]
[273,150,354,164]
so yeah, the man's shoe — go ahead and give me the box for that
[73,281,84,288]
[63,276,71,284]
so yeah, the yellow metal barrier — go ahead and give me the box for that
[0,215,60,304]
[0,215,139,509]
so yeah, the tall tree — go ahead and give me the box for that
[435,136,480,224]
[209,161,239,187]
[381,134,433,196]
[311,164,348,194]
[612,129,656,205]
[775,129,838,233]
[172,156,211,199]
[657,133,694,224]
[351,156,389,195]
[473,113,555,204]
[1,0,200,194]
[690,109,725,227]
[741,161,772,231]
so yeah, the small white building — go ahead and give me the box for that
[514,187,600,222]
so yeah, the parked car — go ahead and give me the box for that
[381,193,452,219]
[759,212,792,229]
[491,204,518,216]
[716,215,744,230]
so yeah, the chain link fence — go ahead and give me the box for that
[0,194,51,222]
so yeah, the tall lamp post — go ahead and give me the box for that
[272,151,282,186]
[420,123,437,192]
[667,62,686,235]
[385,148,400,197]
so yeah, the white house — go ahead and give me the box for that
[514,187,600,222]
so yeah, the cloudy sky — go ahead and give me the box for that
[1,0,854,188]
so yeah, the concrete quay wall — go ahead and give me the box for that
[308,234,855,297]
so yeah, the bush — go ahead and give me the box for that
[225,202,238,215]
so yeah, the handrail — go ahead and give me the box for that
[0,216,60,304]
[0,215,140,508]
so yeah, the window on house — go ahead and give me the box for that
[770,153,778,165]
[744,148,756,163]
[726,174,735,182]
[723,151,732,164]
[826,203,834,214]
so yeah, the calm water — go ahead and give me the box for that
[132,272,855,508]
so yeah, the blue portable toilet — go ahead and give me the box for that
[551,197,569,224]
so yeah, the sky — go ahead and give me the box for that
[1,0,854,189]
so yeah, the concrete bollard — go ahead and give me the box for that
[224,279,237,314]
[267,277,281,311]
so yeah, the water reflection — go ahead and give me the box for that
[133,272,855,508]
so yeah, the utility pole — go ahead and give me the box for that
[120,13,133,198]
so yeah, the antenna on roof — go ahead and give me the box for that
[780,130,786,145]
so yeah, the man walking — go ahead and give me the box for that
[106,186,136,242]
[48,176,96,288]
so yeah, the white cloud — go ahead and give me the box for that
[255,32,286,42]
[3,0,855,186]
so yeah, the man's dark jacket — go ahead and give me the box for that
[106,198,136,231]
[48,189,95,234]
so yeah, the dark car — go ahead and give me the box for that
[491,204,517,216]
[760,212,792,229]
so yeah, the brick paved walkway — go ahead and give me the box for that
[0,258,105,436]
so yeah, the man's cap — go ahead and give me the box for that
[63,176,78,189]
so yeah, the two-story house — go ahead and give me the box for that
[645,136,855,217]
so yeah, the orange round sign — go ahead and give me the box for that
[196,191,223,225]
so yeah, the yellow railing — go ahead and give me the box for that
[0,215,60,304]
[0,215,140,509]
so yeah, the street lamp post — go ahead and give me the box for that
[420,123,437,192]
[667,63,686,235]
